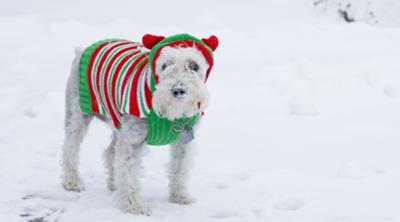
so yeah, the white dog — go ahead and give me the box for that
[61,34,218,215]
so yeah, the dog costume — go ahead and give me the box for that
[78,33,218,145]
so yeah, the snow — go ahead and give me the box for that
[1,1,400,221]
[313,0,400,26]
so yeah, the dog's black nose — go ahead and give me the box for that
[171,87,187,98]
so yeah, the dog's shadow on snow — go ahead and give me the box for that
[20,192,79,222]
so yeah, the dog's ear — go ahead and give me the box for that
[142,34,165,49]
[202,35,219,51]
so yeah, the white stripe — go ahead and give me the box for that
[121,69,135,113]
[147,66,153,90]
[140,66,151,115]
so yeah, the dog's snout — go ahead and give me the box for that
[171,82,187,99]
[171,87,187,98]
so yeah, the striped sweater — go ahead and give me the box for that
[78,34,217,145]
[79,39,155,128]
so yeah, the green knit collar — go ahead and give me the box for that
[146,111,199,145]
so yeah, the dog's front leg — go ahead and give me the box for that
[168,140,196,204]
[113,118,150,216]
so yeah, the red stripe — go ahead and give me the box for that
[87,42,111,113]
[120,53,148,106]
[95,41,130,119]
[111,50,141,112]
[129,57,149,116]
[102,45,138,127]
[144,71,153,110]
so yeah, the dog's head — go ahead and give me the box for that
[144,34,218,120]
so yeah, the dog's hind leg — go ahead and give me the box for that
[103,133,117,191]
[62,50,92,192]
[168,140,196,204]
[61,93,92,192]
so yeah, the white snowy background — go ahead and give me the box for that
[1,0,400,221]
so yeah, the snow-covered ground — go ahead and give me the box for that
[1,0,400,221]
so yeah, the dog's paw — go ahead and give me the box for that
[117,192,151,216]
[62,174,85,192]
[169,192,196,205]
[126,202,151,216]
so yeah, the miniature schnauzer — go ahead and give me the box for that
[61,34,218,215]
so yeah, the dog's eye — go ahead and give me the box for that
[161,63,167,71]
[187,61,199,72]
[161,61,173,71]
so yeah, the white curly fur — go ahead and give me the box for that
[61,45,210,216]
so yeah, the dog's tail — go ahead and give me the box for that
[74,47,84,57]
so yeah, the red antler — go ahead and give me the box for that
[142,34,165,49]
[201,35,219,51]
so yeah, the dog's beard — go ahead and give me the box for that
[152,74,209,120]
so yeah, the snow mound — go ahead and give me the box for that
[273,194,306,211]
[337,162,385,179]
[288,95,319,116]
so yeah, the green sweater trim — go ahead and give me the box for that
[146,111,199,145]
